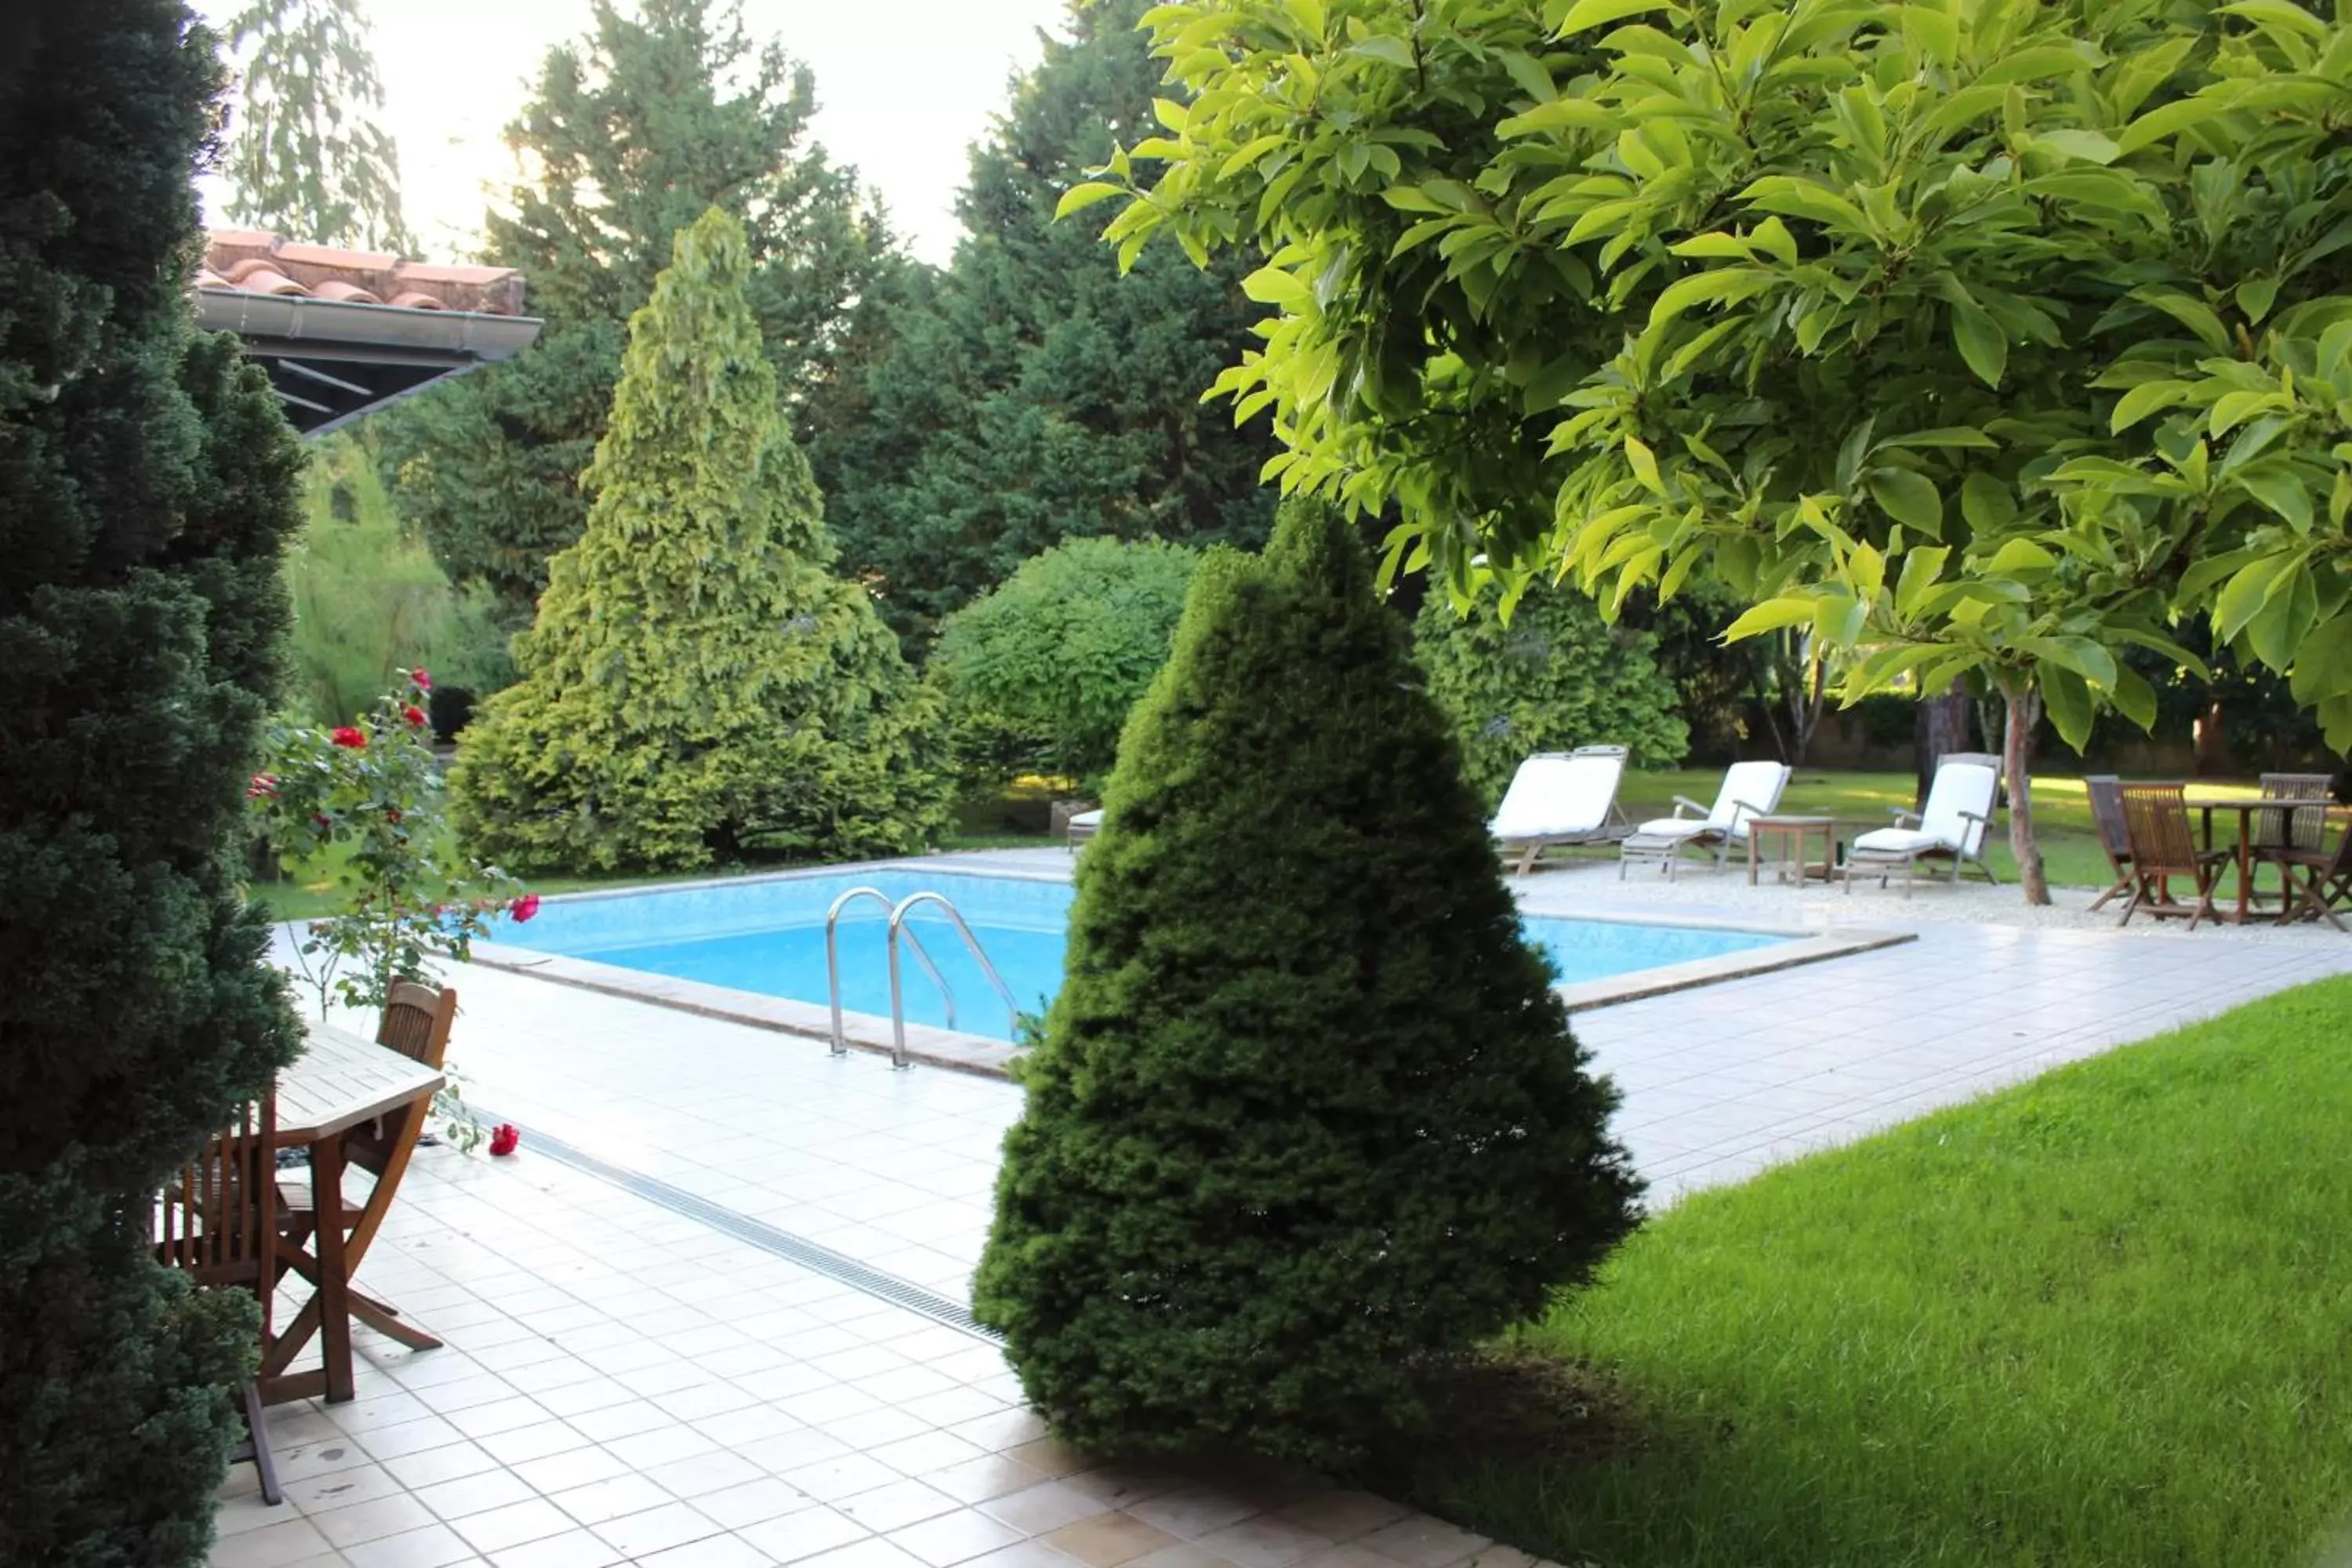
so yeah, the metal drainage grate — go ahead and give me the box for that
[472,1111,1000,1344]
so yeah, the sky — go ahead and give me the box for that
[194,0,1073,266]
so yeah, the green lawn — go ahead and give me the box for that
[1399,976,2352,1567]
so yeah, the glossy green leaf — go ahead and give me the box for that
[1953,304,2006,387]
[2040,663,2094,750]
[1054,182,1127,220]
[1866,467,1943,532]
[2289,614,2352,706]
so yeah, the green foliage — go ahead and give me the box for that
[1417,575,1688,804]
[1423,977,2352,1566]
[219,0,409,250]
[377,0,893,615]
[974,500,1640,1468]
[1080,0,2352,895]
[251,673,526,1018]
[284,436,517,727]
[931,536,1200,791]
[451,209,952,873]
[0,3,306,1559]
[805,0,1276,643]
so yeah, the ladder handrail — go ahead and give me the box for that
[887,891,1021,1069]
[824,887,954,1057]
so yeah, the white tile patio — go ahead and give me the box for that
[231,851,2352,1566]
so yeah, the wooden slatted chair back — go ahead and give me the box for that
[377,980,457,1069]
[155,1094,277,1323]
[2085,775,2130,862]
[2120,783,2199,876]
[2255,772,2333,853]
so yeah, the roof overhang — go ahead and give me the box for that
[196,288,544,438]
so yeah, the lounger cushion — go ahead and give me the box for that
[1853,826,1951,856]
[1069,809,1102,829]
[1491,751,1624,840]
[1633,817,1713,842]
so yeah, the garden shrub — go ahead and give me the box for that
[1,6,307,1559]
[973,500,1642,1468]
[931,536,1200,792]
[451,209,953,872]
[1417,573,1689,806]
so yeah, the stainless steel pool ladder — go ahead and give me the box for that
[822,887,1021,1069]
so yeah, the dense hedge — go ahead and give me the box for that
[975,501,1642,1468]
[452,210,951,871]
[930,536,1200,792]
[1417,574,1689,805]
[1,5,307,1560]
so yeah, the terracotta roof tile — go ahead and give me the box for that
[200,231,526,316]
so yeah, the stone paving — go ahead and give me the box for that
[222,852,2352,1566]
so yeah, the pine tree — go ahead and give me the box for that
[451,209,949,873]
[220,0,411,251]
[973,501,1642,1468]
[377,0,891,616]
[1,2,307,1560]
[807,0,1277,644]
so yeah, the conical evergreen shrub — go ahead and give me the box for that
[452,207,950,872]
[973,500,1642,1468]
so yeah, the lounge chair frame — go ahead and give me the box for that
[1619,760,1792,881]
[1496,746,1635,875]
[1842,750,2002,896]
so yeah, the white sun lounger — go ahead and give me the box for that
[1491,746,1633,875]
[1619,760,1792,880]
[1842,751,2002,895]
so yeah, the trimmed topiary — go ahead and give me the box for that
[1417,573,1690,808]
[973,500,1642,1468]
[450,208,951,873]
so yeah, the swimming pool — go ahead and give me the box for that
[495,868,1791,1044]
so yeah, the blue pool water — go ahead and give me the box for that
[499,869,1787,1042]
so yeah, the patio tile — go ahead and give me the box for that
[449,1498,578,1554]
[738,1504,870,1563]
[381,1442,503,1491]
[415,1471,539,1522]
[1273,1494,1410,1543]
[1124,1491,1261,1543]
[833,1478,962,1533]
[1350,1519,1490,1568]
[923,1454,1051,1506]
[888,1508,1029,1567]
[1044,1511,1181,1566]
[633,1535,780,1568]
[546,1475,678,1527]
[564,1399,677,1443]
[694,1478,821,1531]
[510,1446,633,1496]
[795,1541,927,1568]
[311,1494,442,1548]
[211,1517,335,1568]
[590,1500,727,1558]
[604,1423,724,1469]
[339,1523,481,1568]
[479,1526,625,1567]
[285,1461,405,1515]
[646,1449,771,1499]
[783,1454,910,1504]
[476,1420,592,1466]
[1190,1518,1331,1568]
[977,1482,1112,1537]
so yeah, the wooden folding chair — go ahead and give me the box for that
[155,1094,285,1504]
[2118,783,2231,930]
[275,982,456,1362]
[2259,809,2352,931]
[2083,774,2133,913]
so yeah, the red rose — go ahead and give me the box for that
[311,812,332,830]
[330,726,365,750]
[403,704,427,727]
[509,892,542,924]
[386,806,404,825]
[246,774,278,800]
[412,667,432,691]
[488,1123,520,1157]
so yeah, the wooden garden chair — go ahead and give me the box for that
[2258,807,2352,931]
[274,982,456,1361]
[155,1094,285,1504]
[2083,774,2134,913]
[2118,782,2231,930]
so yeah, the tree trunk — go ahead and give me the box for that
[2003,683,2049,906]
[1915,678,1971,809]
[2193,697,2227,778]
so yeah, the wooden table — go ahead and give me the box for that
[268,1023,441,1403]
[2180,796,2352,927]
[1748,815,1837,886]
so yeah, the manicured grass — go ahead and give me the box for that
[1402,976,2352,1567]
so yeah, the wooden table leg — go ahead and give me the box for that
[2235,827,2253,924]
[1748,830,1762,887]
[310,1133,355,1403]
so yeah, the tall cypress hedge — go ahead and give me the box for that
[1,5,307,1561]
[974,500,1642,1468]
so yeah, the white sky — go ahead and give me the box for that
[194,0,1072,265]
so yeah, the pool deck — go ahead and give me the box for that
[223,850,2352,1568]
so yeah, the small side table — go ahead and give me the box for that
[1748,815,1836,886]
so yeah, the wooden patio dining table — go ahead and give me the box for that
[2180,794,2352,927]
[263,1022,442,1404]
